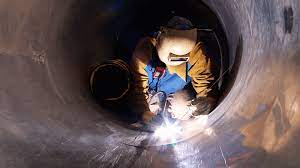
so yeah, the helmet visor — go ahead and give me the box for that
[157,27,197,66]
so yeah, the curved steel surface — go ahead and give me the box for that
[0,0,299,167]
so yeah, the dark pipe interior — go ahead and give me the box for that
[0,0,299,167]
[91,0,229,124]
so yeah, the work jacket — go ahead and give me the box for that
[130,37,214,115]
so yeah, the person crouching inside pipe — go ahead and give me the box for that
[130,16,218,128]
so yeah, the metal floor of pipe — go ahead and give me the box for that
[0,0,299,167]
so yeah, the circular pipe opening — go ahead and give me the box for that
[87,0,233,135]
[3,0,298,167]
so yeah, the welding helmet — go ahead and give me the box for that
[156,16,197,66]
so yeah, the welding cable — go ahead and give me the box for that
[89,59,131,101]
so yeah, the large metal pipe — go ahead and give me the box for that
[0,0,299,167]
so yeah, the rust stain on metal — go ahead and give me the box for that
[241,97,291,152]
[32,50,46,64]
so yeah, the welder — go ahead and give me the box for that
[130,16,217,126]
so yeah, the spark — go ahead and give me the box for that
[219,145,228,168]
[88,153,103,168]
[111,146,119,152]
[154,123,182,141]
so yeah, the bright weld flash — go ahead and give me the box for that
[154,124,182,140]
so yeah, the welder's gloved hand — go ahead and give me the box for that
[167,91,193,120]
[148,102,160,115]
[147,91,166,115]
[142,110,157,123]
[191,97,216,117]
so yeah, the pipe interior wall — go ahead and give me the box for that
[0,0,299,167]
